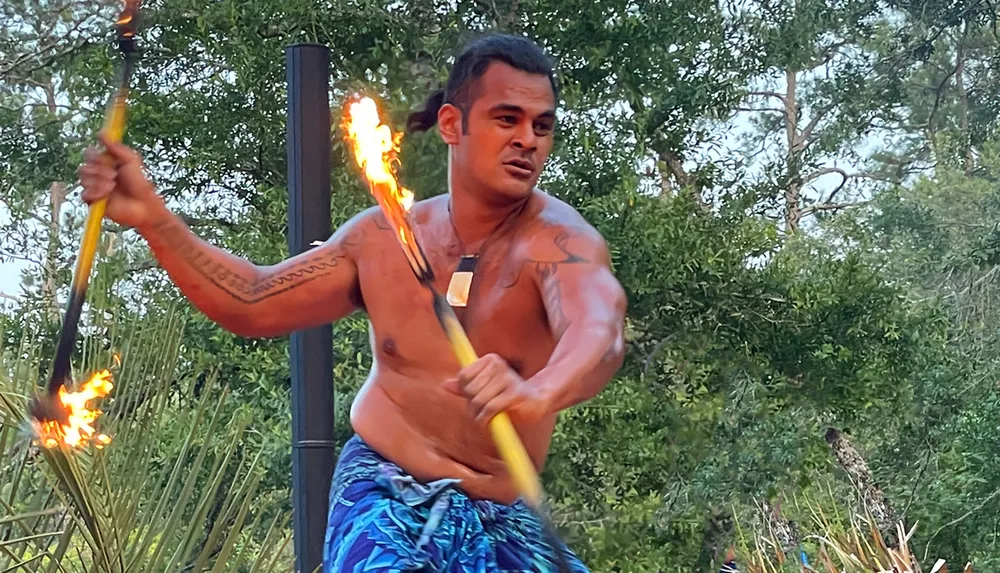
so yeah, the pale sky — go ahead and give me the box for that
[0,261,25,295]
[0,203,28,299]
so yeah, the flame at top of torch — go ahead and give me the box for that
[343,97,414,211]
[114,0,141,48]
[342,96,434,282]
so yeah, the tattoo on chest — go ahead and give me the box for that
[151,218,359,304]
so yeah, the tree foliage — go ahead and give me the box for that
[2,0,999,569]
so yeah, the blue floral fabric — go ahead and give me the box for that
[323,435,589,572]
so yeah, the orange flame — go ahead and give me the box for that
[115,0,139,38]
[33,370,114,450]
[343,97,414,211]
[343,95,434,280]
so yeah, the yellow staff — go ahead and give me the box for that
[30,1,141,427]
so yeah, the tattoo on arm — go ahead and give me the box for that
[149,217,360,305]
[537,263,572,337]
[529,230,594,338]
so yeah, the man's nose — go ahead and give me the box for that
[511,124,537,150]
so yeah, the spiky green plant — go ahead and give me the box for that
[0,302,294,573]
[734,497,975,573]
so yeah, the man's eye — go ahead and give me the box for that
[534,123,554,135]
[498,116,517,125]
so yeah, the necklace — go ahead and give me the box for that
[445,199,527,307]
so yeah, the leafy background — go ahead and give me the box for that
[2,0,999,570]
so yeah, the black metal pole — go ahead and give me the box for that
[285,42,334,573]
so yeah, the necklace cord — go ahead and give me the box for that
[447,198,529,259]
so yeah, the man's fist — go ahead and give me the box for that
[444,353,549,424]
[77,132,165,230]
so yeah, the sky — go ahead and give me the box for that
[0,261,26,297]
[0,205,28,299]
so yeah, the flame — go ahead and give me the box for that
[33,370,114,450]
[343,95,433,280]
[115,0,139,38]
[343,97,414,213]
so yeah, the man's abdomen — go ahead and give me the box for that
[349,365,555,504]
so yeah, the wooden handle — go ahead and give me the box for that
[73,90,127,289]
[46,90,128,395]
[434,293,544,506]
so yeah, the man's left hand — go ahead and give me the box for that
[444,354,548,424]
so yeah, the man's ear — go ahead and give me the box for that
[437,103,461,146]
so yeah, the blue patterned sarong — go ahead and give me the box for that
[323,435,589,572]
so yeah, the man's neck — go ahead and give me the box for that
[447,187,529,249]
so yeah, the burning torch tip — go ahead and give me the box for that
[27,394,71,427]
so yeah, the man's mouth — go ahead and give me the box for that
[503,159,534,178]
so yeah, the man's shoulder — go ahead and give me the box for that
[527,191,603,237]
[340,202,409,235]
[519,191,610,265]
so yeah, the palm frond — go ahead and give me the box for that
[0,298,294,573]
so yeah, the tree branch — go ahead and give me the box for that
[0,3,100,80]
[125,261,160,274]
[796,104,836,150]
[658,150,708,211]
[800,201,870,217]
[737,106,788,115]
[0,251,42,266]
[802,167,900,193]
[0,292,21,303]
[179,214,237,229]
[802,167,849,186]
[748,90,788,106]
[804,40,850,70]
[923,485,1000,562]
[804,167,850,205]
[0,194,49,228]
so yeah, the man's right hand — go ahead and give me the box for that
[78,132,164,230]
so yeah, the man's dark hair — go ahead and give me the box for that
[406,33,558,133]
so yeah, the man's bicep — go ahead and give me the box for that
[247,212,369,335]
[529,227,623,339]
[538,263,623,338]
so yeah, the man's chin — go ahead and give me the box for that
[472,174,536,204]
[498,175,537,198]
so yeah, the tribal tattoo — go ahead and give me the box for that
[149,216,360,305]
[536,263,572,338]
[515,228,595,339]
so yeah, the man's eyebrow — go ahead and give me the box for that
[488,103,524,115]
[488,103,557,119]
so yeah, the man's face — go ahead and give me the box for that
[444,61,557,203]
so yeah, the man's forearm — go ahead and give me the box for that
[531,322,625,415]
[137,207,275,332]
[136,200,364,337]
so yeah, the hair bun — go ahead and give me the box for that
[406,89,446,133]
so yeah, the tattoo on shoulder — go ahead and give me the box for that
[500,227,596,289]
[532,230,589,271]
[150,217,361,304]
[504,226,599,337]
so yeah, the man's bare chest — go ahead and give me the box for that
[354,232,554,376]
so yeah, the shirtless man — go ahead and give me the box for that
[78,33,626,571]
